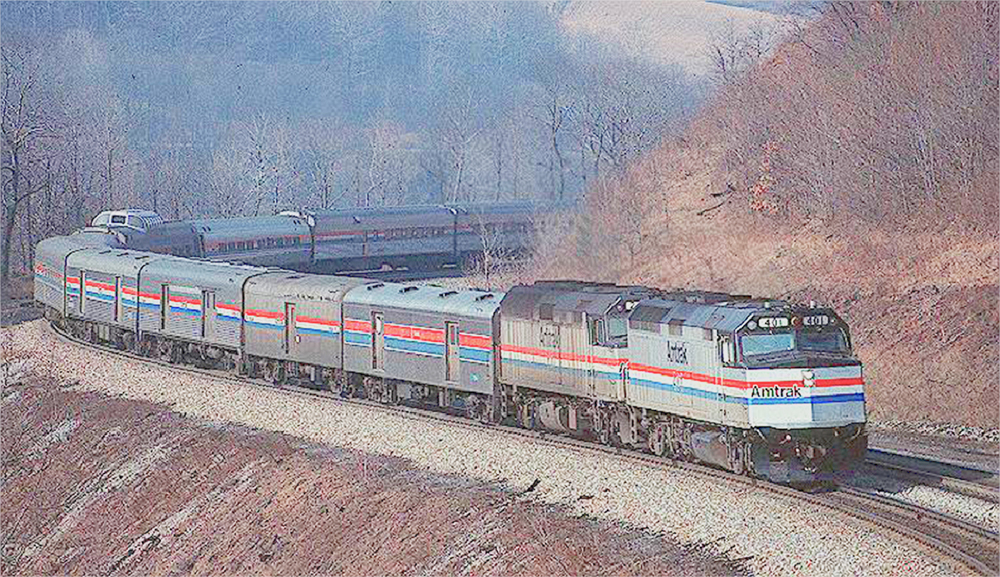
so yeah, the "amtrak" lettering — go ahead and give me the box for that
[665,341,688,365]
[750,386,802,398]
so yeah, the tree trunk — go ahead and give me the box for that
[2,202,19,292]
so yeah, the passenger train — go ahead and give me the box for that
[88,203,540,272]
[34,230,867,484]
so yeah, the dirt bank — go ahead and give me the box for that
[1,374,744,576]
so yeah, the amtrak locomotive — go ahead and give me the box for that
[34,233,866,484]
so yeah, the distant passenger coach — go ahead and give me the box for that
[85,203,544,273]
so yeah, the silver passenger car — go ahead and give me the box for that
[454,202,537,257]
[342,282,501,397]
[138,257,267,350]
[243,272,372,369]
[34,232,125,315]
[192,215,312,268]
[311,205,456,268]
[64,248,167,336]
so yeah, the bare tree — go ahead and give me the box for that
[1,46,56,290]
[463,212,519,290]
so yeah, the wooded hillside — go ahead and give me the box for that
[535,2,998,428]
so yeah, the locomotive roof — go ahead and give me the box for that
[344,281,502,319]
[246,272,373,301]
[501,281,656,321]
[631,296,799,333]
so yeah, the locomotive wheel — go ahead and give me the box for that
[731,442,745,476]
[597,419,611,446]
[649,424,667,457]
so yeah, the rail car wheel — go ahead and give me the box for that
[157,340,172,361]
[263,361,285,386]
[121,332,135,352]
[517,402,534,429]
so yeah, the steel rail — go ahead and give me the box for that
[864,448,1000,504]
[44,322,999,576]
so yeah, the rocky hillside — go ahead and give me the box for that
[534,2,998,428]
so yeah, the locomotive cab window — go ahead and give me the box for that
[738,317,853,367]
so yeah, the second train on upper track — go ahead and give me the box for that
[34,231,868,484]
[88,203,538,272]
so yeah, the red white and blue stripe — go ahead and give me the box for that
[295,316,340,337]
[244,308,283,329]
[34,263,62,291]
[216,303,241,322]
[65,276,81,297]
[459,333,492,364]
[627,364,864,407]
[84,279,116,303]
[501,344,625,380]
[343,318,372,346]
[167,285,202,315]
[384,323,445,358]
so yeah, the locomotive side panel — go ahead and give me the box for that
[500,316,564,392]
[627,304,751,427]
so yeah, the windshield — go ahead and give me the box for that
[740,328,850,359]
[741,333,795,356]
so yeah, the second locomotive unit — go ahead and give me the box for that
[35,234,867,484]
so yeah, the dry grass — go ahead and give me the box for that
[540,134,997,427]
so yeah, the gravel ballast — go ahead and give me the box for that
[5,321,962,576]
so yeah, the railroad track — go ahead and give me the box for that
[44,322,1000,576]
[864,448,1000,504]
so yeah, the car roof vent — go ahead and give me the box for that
[439,290,458,298]
[366,283,385,291]
[476,293,494,301]
[400,286,419,293]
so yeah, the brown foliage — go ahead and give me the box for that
[711,2,999,232]
[536,2,999,428]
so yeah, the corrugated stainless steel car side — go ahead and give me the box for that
[64,248,167,333]
[243,272,372,369]
[138,258,267,349]
[455,202,537,257]
[342,282,501,396]
[191,215,312,268]
[118,221,202,258]
[34,233,125,316]
[311,205,457,267]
